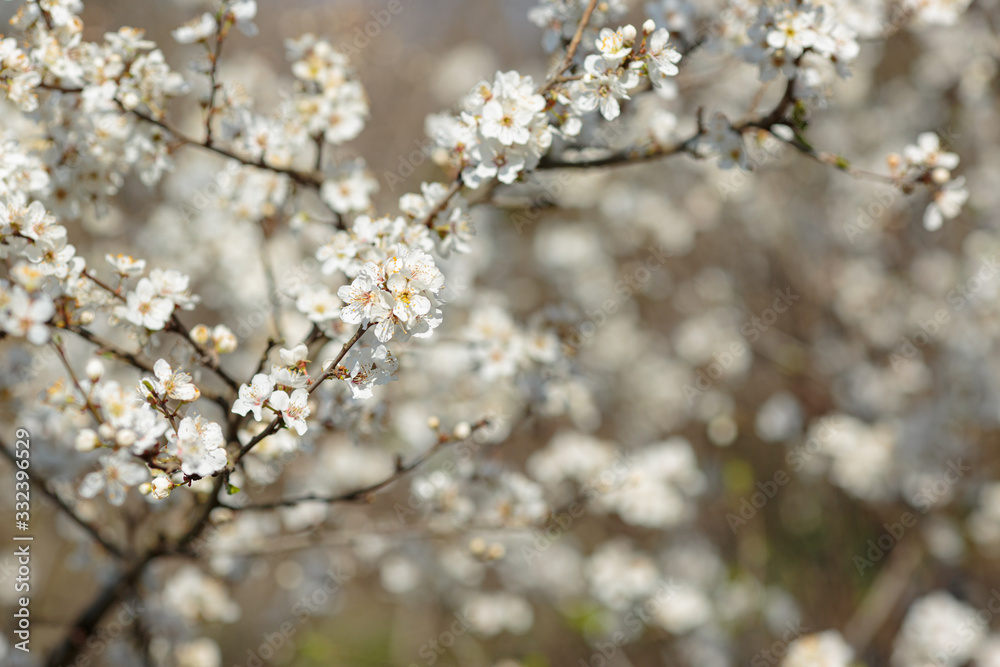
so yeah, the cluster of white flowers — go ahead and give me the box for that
[163,566,241,624]
[319,162,379,215]
[68,356,236,504]
[0,37,41,111]
[0,185,86,344]
[232,346,314,434]
[428,70,552,187]
[527,432,705,528]
[337,248,446,343]
[399,181,474,256]
[597,438,706,527]
[891,591,984,666]
[339,343,398,399]
[3,6,190,212]
[742,1,860,81]
[172,0,258,44]
[891,131,969,231]
[572,21,683,120]
[113,266,198,331]
[0,0,993,664]
[285,33,369,146]
[317,214,433,277]
[529,0,628,52]
[465,304,561,380]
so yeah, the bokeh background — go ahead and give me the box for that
[2,0,999,665]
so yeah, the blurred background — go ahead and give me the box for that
[1,0,999,665]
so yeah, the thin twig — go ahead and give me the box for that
[236,325,369,460]
[541,0,601,95]
[228,418,490,511]
[0,439,126,559]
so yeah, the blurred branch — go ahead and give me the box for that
[0,438,126,559]
[226,418,491,511]
[44,548,161,667]
[203,5,232,147]
[844,537,924,655]
[536,73,900,190]
[541,0,601,95]
[236,324,369,460]
[63,324,156,374]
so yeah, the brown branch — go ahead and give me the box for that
[44,548,161,667]
[537,73,898,188]
[126,105,324,189]
[45,473,223,666]
[0,439,126,559]
[541,0,601,95]
[420,179,463,228]
[227,418,490,511]
[236,324,369,460]
[50,338,103,424]
[203,8,230,147]
[64,325,156,374]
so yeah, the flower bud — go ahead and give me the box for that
[642,19,656,35]
[213,324,238,354]
[190,323,211,346]
[453,421,472,440]
[75,428,99,452]
[622,24,637,42]
[931,167,951,185]
[85,358,104,382]
[151,476,172,500]
[115,429,137,448]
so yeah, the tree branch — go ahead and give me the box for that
[0,439,126,559]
